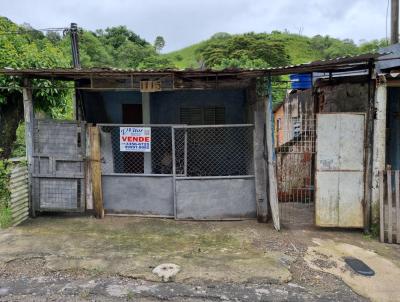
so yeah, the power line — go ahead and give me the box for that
[0,27,68,36]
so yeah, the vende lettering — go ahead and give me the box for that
[121,136,151,142]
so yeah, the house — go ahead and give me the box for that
[1,50,399,235]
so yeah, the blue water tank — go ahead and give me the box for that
[289,73,312,89]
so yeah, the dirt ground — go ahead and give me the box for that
[0,216,399,301]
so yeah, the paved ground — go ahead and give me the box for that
[0,215,399,301]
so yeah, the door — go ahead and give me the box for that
[32,120,85,212]
[315,113,365,227]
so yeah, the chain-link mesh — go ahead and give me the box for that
[174,126,254,177]
[99,125,173,174]
[99,125,254,176]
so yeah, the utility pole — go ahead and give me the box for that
[69,23,82,120]
[70,23,81,68]
[391,0,399,44]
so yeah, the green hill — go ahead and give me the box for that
[163,31,385,69]
[163,41,207,69]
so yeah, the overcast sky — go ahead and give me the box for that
[2,0,389,52]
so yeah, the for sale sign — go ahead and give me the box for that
[120,127,151,152]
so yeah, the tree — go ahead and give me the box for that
[98,26,148,49]
[0,17,70,158]
[154,36,165,53]
[197,33,290,68]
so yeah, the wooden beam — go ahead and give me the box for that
[22,78,35,217]
[254,111,268,222]
[380,171,385,242]
[90,126,104,218]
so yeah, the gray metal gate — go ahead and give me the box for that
[98,124,255,219]
[32,119,85,212]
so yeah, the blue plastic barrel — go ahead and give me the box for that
[289,73,312,89]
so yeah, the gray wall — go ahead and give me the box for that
[175,178,256,219]
[102,176,174,216]
[318,82,369,113]
[150,89,247,124]
[82,91,142,123]
[82,89,247,124]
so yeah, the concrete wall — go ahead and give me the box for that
[150,89,247,124]
[82,91,142,123]
[82,89,247,124]
[102,175,174,216]
[175,178,256,219]
[318,82,369,113]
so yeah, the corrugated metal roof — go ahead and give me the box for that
[0,52,380,79]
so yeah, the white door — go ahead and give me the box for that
[315,113,365,227]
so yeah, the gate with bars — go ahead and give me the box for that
[32,119,85,213]
[98,124,256,219]
[275,117,316,225]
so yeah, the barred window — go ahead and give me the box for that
[180,106,225,125]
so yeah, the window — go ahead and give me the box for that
[180,106,225,125]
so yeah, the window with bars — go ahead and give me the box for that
[180,106,225,125]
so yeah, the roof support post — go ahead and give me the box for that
[265,75,280,230]
[371,76,387,226]
[22,78,35,217]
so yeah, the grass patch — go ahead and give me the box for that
[0,206,12,228]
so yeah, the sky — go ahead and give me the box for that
[1,0,389,52]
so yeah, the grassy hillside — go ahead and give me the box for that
[163,41,207,69]
[164,31,380,69]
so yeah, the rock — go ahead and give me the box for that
[152,263,180,282]
[0,288,9,297]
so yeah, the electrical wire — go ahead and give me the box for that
[0,27,68,36]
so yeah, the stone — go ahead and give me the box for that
[0,288,9,297]
[152,263,180,282]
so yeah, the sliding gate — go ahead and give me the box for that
[98,124,256,219]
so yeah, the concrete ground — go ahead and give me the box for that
[0,216,399,301]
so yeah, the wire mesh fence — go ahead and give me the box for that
[174,125,254,177]
[275,117,316,225]
[99,124,254,177]
[99,125,173,174]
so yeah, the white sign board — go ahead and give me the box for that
[120,127,151,152]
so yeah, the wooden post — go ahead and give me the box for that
[395,171,400,243]
[265,75,280,231]
[379,171,384,242]
[22,78,35,217]
[387,170,393,243]
[90,126,104,218]
[254,111,268,222]
[372,77,387,225]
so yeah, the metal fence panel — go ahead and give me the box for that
[380,170,400,244]
[99,125,173,175]
[173,125,254,177]
[275,117,316,226]
[99,124,254,177]
[9,164,29,226]
[32,119,85,212]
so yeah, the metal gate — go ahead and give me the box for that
[276,117,316,225]
[98,124,255,219]
[32,119,85,212]
[315,113,365,228]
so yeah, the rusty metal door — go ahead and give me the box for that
[315,113,365,227]
[32,119,85,212]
